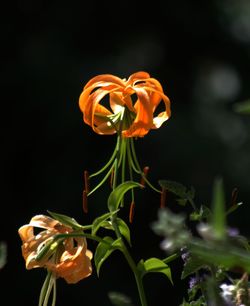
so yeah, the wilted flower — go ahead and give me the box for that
[18,215,92,284]
[79,71,171,137]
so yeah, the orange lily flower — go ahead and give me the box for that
[18,215,92,284]
[79,71,171,137]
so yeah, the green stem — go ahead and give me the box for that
[87,165,114,196]
[162,253,179,264]
[54,233,112,245]
[129,138,161,193]
[111,133,148,306]
[112,215,148,306]
[89,137,119,178]
[121,241,148,306]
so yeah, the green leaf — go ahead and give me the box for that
[159,180,195,206]
[181,255,207,279]
[94,218,131,246]
[116,218,131,246]
[138,257,172,284]
[108,181,142,212]
[91,210,119,235]
[47,211,82,230]
[94,237,122,276]
[211,177,226,240]
[159,180,188,198]
[189,239,250,273]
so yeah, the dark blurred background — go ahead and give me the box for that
[1,0,250,305]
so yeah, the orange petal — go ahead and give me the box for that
[152,94,171,128]
[126,71,150,86]
[122,88,153,137]
[51,237,93,284]
[84,74,126,89]
[138,85,171,128]
[82,88,111,126]
[110,92,125,114]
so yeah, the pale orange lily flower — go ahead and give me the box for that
[18,215,92,284]
[79,71,171,137]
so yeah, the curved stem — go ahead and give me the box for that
[162,253,179,264]
[110,133,148,306]
[89,138,119,178]
[111,215,148,306]
[120,240,148,306]
[54,233,112,245]
[87,165,114,196]
[129,138,161,193]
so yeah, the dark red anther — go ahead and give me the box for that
[83,190,88,213]
[160,188,167,208]
[84,170,90,194]
[129,201,135,223]
[140,166,149,186]
[110,169,114,188]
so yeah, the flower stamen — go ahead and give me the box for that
[129,201,135,223]
[140,166,149,186]
[84,170,90,194]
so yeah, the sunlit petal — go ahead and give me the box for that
[84,74,126,89]
[126,71,150,86]
[123,88,153,137]
[79,71,171,137]
[18,215,93,284]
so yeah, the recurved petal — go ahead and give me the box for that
[153,112,170,128]
[28,215,60,231]
[20,229,55,254]
[51,238,93,284]
[79,83,121,113]
[110,92,125,114]
[152,93,171,128]
[126,71,150,85]
[57,250,92,284]
[18,215,59,242]
[122,88,153,137]
[144,79,165,108]
[83,88,112,127]
[93,104,113,125]
[18,224,35,243]
[21,232,56,269]
[92,105,117,134]
[84,74,126,89]
[94,121,117,135]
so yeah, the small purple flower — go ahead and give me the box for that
[227,227,239,237]
[189,276,200,289]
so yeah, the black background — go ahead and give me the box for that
[1,0,250,305]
